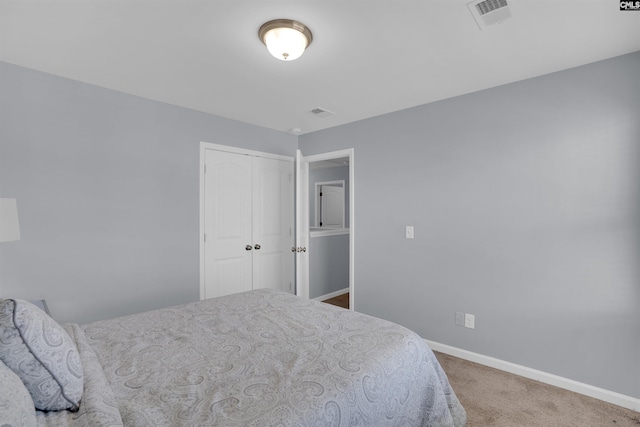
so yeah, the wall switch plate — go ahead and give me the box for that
[465,313,475,329]
[455,312,465,326]
[406,226,414,239]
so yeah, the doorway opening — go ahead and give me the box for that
[296,149,354,310]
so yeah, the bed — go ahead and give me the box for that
[0,289,466,427]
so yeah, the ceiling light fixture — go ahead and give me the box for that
[259,19,313,61]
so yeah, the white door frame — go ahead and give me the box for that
[199,141,294,300]
[297,148,355,310]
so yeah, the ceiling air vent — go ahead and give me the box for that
[468,0,512,29]
[309,107,335,118]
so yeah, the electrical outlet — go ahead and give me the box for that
[455,312,465,326]
[465,313,475,329]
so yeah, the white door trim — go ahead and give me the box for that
[199,141,294,300]
[298,148,355,310]
[201,142,293,161]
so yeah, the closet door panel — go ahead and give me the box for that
[203,150,253,298]
[252,157,295,293]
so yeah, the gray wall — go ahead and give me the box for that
[0,62,297,324]
[299,52,640,399]
[309,234,350,299]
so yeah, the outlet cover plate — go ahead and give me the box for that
[455,312,465,326]
[465,313,475,329]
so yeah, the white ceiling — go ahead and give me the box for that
[1,1,639,135]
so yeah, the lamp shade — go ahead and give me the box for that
[259,19,312,61]
[0,198,21,242]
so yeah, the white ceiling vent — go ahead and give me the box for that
[309,107,336,118]
[468,0,512,29]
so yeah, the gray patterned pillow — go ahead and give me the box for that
[0,299,83,411]
[0,359,37,427]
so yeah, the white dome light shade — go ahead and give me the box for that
[259,19,313,61]
[263,27,307,60]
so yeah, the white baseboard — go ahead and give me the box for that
[425,339,640,412]
[312,288,349,302]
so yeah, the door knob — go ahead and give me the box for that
[291,246,296,252]
[254,244,261,250]
[245,245,253,251]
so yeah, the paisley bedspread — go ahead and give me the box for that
[45,289,466,426]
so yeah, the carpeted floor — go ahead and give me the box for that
[434,351,640,427]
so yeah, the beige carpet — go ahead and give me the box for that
[434,351,640,427]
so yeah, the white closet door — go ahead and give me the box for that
[203,149,253,298]
[251,157,294,293]
[295,150,310,299]
[320,185,345,228]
